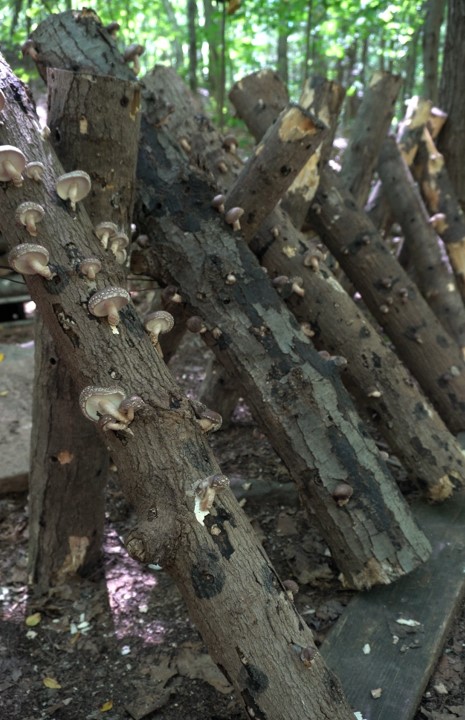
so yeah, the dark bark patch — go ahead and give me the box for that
[205,511,235,560]
[241,691,267,719]
[190,548,225,598]
[436,334,451,348]
[237,652,269,696]
[323,666,347,704]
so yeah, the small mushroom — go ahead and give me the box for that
[79,385,128,424]
[332,483,353,507]
[123,43,145,74]
[194,473,230,523]
[105,21,120,37]
[144,310,174,352]
[98,413,133,435]
[290,276,305,297]
[225,206,244,231]
[78,257,102,281]
[21,39,39,62]
[222,134,238,153]
[0,145,26,186]
[186,316,207,334]
[191,399,223,433]
[110,232,129,263]
[94,221,118,250]
[8,243,54,280]
[119,394,146,422]
[212,194,226,213]
[88,286,131,334]
[15,202,45,236]
[56,170,91,211]
[24,161,45,182]
[161,285,183,305]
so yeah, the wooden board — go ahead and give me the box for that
[321,492,465,720]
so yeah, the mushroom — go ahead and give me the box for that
[94,221,118,250]
[79,385,128,425]
[332,483,353,507]
[161,286,183,305]
[0,145,26,186]
[119,394,146,422]
[21,39,39,61]
[15,202,45,236]
[0,89,5,112]
[88,286,131,334]
[225,206,244,231]
[186,316,207,334]
[56,170,91,211]
[109,232,129,262]
[212,194,226,213]
[105,21,120,37]
[222,134,238,153]
[290,276,305,297]
[123,43,145,75]
[193,473,230,523]
[24,161,45,182]
[191,399,223,433]
[98,413,133,435]
[8,243,54,280]
[78,257,102,281]
[144,310,174,352]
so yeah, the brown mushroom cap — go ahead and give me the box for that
[88,286,130,333]
[94,221,118,249]
[78,257,102,281]
[144,310,175,340]
[24,161,45,182]
[123,43,144,74]
[0,145,26,186]
[8,243,53,280]
[225,206,245,231]
[79,385,127,423]
[119,394,146,422]
[15,202,45,236]
[56,170,91,211]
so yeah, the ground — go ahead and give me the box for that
[1,320,465,720]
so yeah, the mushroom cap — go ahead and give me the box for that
[24,161,45,181]
[88,286,130,318]
[110,232,130,251]
[0,145,26,183]
[144,310,175,335]
[123,43,145,61]
[78,257,102,278]
[79,385,126,422]
[95,221,118,240]
[56,170,91,203]
[8,243,49,274]
[15,202,45,232]
[225,206,245,224]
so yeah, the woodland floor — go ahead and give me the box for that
[1,321,465,720]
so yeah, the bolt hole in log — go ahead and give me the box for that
[49,357,57,365]
[280,165,291,176]
[120,95,129,107]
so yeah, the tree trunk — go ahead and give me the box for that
[187,0,198,92]
[377,135,465,348]
[0,50,356,720]
[277,31,289,86]
[423,0,446,104]
[438,0,465,212]
[404,28,420,102]
[229,69,289,143]
[339,71,402,207]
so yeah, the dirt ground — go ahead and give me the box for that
[1,319,465,720]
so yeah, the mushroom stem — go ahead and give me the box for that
[5,159,23,186]
[108,309,121,334]
[68,184,79,211]
[30,259,54,280]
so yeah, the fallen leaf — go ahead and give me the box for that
[100,700,113,712]
[43,677,61,689]
[25,612,41,627]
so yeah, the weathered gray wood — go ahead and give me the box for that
[229,69,289,142]
[322,490,465,720]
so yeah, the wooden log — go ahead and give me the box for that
[228,69,289,142]
[340,71,402,207]
[0,50,356,720]
[377,135,465,349]
[223,103,327,242]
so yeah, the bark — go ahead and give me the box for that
[203,0,221,101]
[339,71,402,207]
[28,68,140,592]
[422,0,446,104]
[307,166,465,433]
[199,355,240,429]
[438,0,465,212]
[281,76,346,229]
[377,136,465,349]
[229,70,289,142]
[404,28,420,102]
[413,128,465,309]
[0,52,356,720]
[223,103,327,242]
[28,318,108,592]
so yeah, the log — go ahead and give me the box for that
[0,50,355,720]
[229,69,289,142]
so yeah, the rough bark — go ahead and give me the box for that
[307,166,465,433]
[199,355,240,429]
[276,32,288,86]
[281,76,346,229]
[438,0,465,212]
[229,70,289,142]
[339,71,402,207]
[377,136,465,348]
[422,0,446,104]
[0,52,356,720]
[413,128,465,310]
[224,103,327,242]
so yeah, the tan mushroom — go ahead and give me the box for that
[225,206,244,231]
[79,385,128,424]
[110,232,129,264]
[212,194,226,213]
[0,145,26,186]
[123,43,145,74]
[94,221,118,250]
[15,202,45,236]
[119,395,146,422]
[144,310,174,353]
[88,286,130,334]
[25,161,45,182]
[78,257,102,281]
[8,243,54,280]
[56,170,91,211]
[193,473,230,523]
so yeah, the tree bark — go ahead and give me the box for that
[339,71,402,207]
[187,0,198,91]
[377,135,465,348]
[277,31,289,87]
[0,51,356,720]
[229,69,289,142]
[422,0,446,104]
[438,0,465,212]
